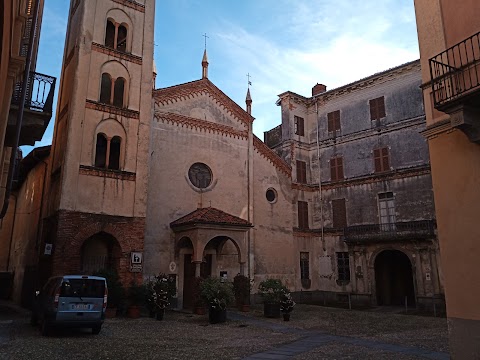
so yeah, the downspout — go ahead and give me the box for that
[0,0,40,219]
[6,194,18,271]
[33,154,48,250]
[315,100,325,251]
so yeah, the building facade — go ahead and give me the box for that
[414,0,480,357]
[265,60,442,309]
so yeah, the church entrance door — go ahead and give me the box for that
[182,254,212,309]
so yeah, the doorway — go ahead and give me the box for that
[182,254,212,309]
[375,250,415,306]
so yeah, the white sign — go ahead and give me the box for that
[130,252,143,273]
[169,262,177,273]
[44,243,53,255]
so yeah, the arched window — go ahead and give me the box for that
[100,73,112,104]
[104,20,128,52]
[95,134,108,168]
[105,20,116,49]
[113,78,125,108]
[117,25,127,52]
[108,137,121,170]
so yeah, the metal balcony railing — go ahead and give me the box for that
[344,220,435,244]
[264,124,282,148]
[430,31,480,108]
[11,71,56,114]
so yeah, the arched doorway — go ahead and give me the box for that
[374,250,415,307]
[81,232,121,273]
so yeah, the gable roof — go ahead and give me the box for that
[170,207,252,228]
[253,135,292,177]
[154,78,254,128]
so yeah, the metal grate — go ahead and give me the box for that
[11,72,56,113]
[344,220,435,243]
[430,31,480,107]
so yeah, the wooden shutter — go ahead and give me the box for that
[374,147,389,172]
[377,96,386,118]
[369,99,378,120]
[373,148,382,172]
[298,201,308,229]
[327,112,334,132]
[334,110,341,131]
[337,157,344,180]
[298,117,304,136]
[332,198,347,229]
[381,147,389,171]
[330,157,344,181]
[296,160,307,184]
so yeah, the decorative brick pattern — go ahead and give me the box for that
[253,135,292,177]
[170,207,251,228]
[85,99,140,119]
[50,210,145,286]
[154,112,248,139]
[154,78,254,128]
[112,0,145,13]
[79,165,136,181]
[92,43,143,65]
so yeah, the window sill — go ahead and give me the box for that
[85,100,140,119]
[92,43,143,65]
[79,165,136,181]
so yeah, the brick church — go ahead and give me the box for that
[1,0,444,311]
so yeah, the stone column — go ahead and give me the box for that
[194,261,202,277]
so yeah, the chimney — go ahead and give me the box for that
[312,83,327,96]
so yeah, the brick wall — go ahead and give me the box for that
[49,210,145,286]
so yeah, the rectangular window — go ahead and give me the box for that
[294,116,305,136]
[296,160,307,184]
[330,156,344,181]
[337,252,350,282]
[300,252,310,280]
[373,147,390,173]
[327,110,341,132]
[378,192,396,231]
[297,201,309,229]
[332,198,347,229]
[369,96,386,120]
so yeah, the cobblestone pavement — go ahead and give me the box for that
[0,304,449,360]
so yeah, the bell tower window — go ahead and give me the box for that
[95,134,108,168]
[113,78,125,108]
[99,73,126,108]
[105,20,128,52]
[100,73,112,104]
[108,137,121,170]
[95,134,122,170]
[105,20,116,49]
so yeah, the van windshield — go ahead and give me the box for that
[60,279,105,298]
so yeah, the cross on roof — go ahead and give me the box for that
[247,73,252,88]
[202,33,209,50]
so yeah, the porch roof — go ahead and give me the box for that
[170,207,252,229]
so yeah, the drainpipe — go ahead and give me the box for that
[315,100,325,251]
[0,0,40,219]
[33,153,48,250]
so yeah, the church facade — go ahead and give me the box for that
[1,0,444,311]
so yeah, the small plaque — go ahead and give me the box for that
[44,243,53,255]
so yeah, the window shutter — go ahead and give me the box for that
[332,198,347,228]
[337,157,344,180]
[296,160,307,184]
[369,99,377,120]
[330,158,336,181]
[374,148,381,172]
[378,96,386,118]
[298,201,308,229]
[327,112,334,132]
[381,147,389,171]
[299,117,304,136]
[334,110,341,131]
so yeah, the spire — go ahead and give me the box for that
[202,49,209,79]
[152,58,157,89]
[246,88,252,115]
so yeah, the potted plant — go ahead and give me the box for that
[127,282,146,319]
[145,274,176,320]
[192,277,206,315]
[200,277,234,324]
[280,289,296,321]
[258,278,287,318]
[93,268,125,318]
[233,274,252,312]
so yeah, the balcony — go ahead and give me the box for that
[7,71,56,146]
[344,220,435,244]
[429,31,480,142]
[264,124,282,148]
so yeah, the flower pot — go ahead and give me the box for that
[208,308,227,324]
[105,308,117,318]
[127,305,140,319]
[240,304,250,312]
[156,309,165,321]
[194,306,206,315]
[283,313,290,321]
[264,302,281,318]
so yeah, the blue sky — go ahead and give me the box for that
[22,0,420,155]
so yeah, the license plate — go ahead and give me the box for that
[72,304,90,310]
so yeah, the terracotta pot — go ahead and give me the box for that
[240,304,250,312]
[127,305,140,318]
[105,308,117,318]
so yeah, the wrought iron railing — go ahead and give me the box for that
[430,31,480,108]
[11,71,56,114]
[344,220,435,243]
[264,124,282,148]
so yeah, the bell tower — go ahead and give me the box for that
[44,0,155,284]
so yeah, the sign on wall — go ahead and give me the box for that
[130,252,143,273]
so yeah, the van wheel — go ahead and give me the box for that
[92,325,101,335]
[40,321,50,336]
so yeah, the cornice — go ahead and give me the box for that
[154,112,248,139]
[92,43,143,65]
[420,119,452,139]
[154,78,254,128]
[79,165,136,181]
[112,0,145,12]
[253,135,292,177]
[292,165,431,192]
[85,100,140,119]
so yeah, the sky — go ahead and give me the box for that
[22,0,420,155]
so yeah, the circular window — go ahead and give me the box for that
[188,163,212,189]
[266,188,277,203]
